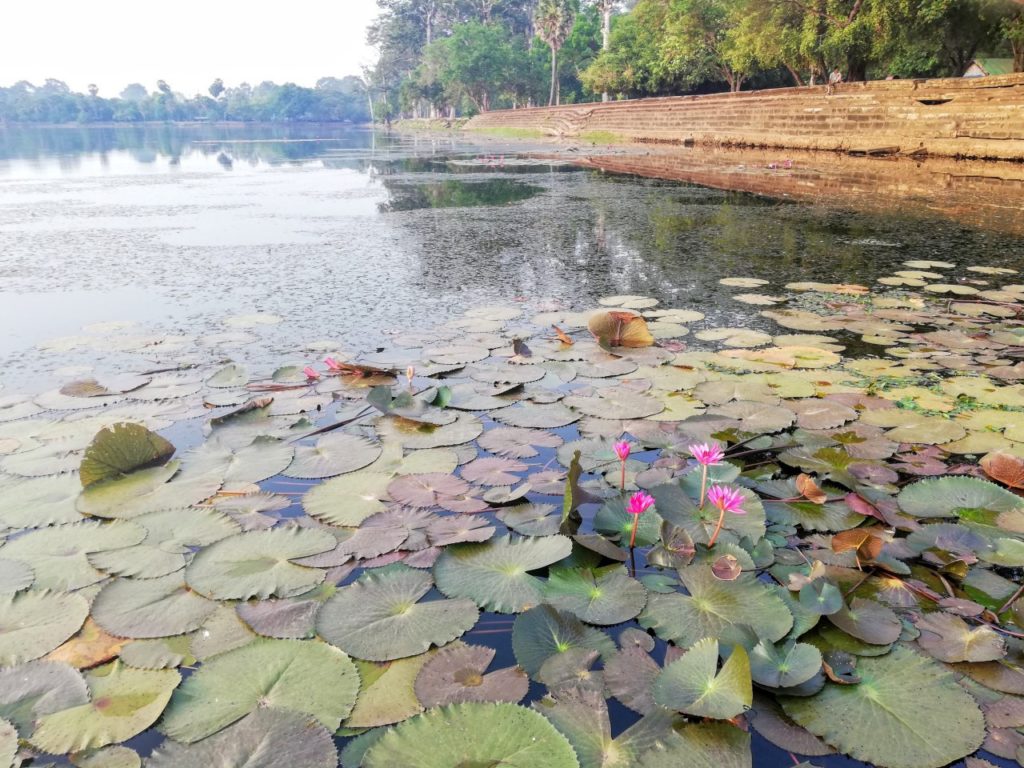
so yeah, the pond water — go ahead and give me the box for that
[1,124,1023,768]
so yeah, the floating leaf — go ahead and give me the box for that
[433,534,573,613]
[31,662,179,754]
[79,422,175,489]
[148,709,337,768]
[543,565,647,625]
[915,612,1005,662]
[478,426,563,459]
[898,477,1023,518]
[750,640,822,689]
[0,590,89,665]
[362,702,580,768]
[302,471,393,526]
[827,598,901,645]
[637,721,751,768]
[981,452,1024,489]
[317,564,478,661]
[653,638,752,719]
[159,638,358,743]
[91,574,217,639]
[415,643,528,707]
[588,310,654,348]
[285,433,382,479]
[639,566,792,647]
[185,527,335,600]
[0,660,89,736]
[781,645,985,768]
[512,605,616,677]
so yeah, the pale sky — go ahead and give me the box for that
[1,0,382,97]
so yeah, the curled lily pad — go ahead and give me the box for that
[159,638,358,743]
[317,564,478,661]
[0,660,90,735]
[512,605,616,677]
[543,565,647,625]
[31,661,179,754]
[362,702,580,768]
[148,708,337,768]
[781,645,985,768]
[749,639,822,689]
[653,638,752,720]
[588,310,654,348]
[433,534,573,614]
[186,527,335,600]
[415,643,529,707]
[0,590,89,665]
[79,422,175,489]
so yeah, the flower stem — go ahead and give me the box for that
[629,516,639,548]
[620,460,626,492]
[707,507,726,548]
[699,466,708,509]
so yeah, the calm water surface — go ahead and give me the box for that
[0,124,1020,767]
[1,123,1021,391]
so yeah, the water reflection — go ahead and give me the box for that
[378,179,543,211]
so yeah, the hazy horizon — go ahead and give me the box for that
[1,0,381,97]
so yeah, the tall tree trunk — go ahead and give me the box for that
[549,45,558,106]
[602,6,612,102]
[785,65,804,86]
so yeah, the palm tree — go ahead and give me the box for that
[534,0,576,106]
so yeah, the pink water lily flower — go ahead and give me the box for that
[323,357,342,371]
[690,442,725,509]
[626,491,655,549]
[614,440,631,490]
[706,484,745,547]
[303,366,320,380]
[689,443,724,466]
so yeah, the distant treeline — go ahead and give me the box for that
[0,77,371,124]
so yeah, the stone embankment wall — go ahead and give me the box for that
[464,74,1024,161]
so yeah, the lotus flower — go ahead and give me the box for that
[614,440,631,490]
[690,442,725,509]
[706,484,745,547]
[406,365,415,388]
[689,443,724,466]
[303,366,320,380]
[324,357,342,371]
[626,491,654,549]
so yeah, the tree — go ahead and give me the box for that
[593,0,619,100]
[535,0,578,105]
[87,83,99,97]
[209,78,225,98]
[420,21,524,111]
[156,80,172,95]
[120,83,147,101]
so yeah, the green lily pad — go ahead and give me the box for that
[653,638,752,719]
[433,534,573,613]
[636,721,751,768]
[0,718,14,768]
[0,660,89,736]
[206,363,249,389]
[302,471,393,526]
[914,612,1005,662]
[0,474,84,529]
[285,433,382,479]
[512,605,616,677]
[79,422,175,489]
[478,426,563,458]
[749,639,822,689]
[0,590,89,665]
[91,574,218,639]
[317,564,478,661]
[593,497,662,547]
[31,661,179,753]
[185,527,336,600]
[159,638,358,743]
[826,598,901,645]
[781,645,985,768]
[0,558,33,593]
[543,565,647,625]
[639,566,792,647]
[148,708,337,768]
[898,477,1023,518]
[362,702,580,768]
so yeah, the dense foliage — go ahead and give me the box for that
[368,0,1024,117]
[0,76,371,124]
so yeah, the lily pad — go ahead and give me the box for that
[317,564,478,661]
[79,422,175,489]
[91,574,218,639]
[31,661,179,754]
[781,645,985,768]
[0,660,90,736]
[898,476,1023,518]
[0,590,89,665]
[362,702,580,768]
[148,708,338,768]
[653,638,752,719]
[415,643,529,707]
[433,534,573,613]
[543,565,647,625]
[285,433,382,479]
[159,638,359,743]
[512,605,616,677]
[749,639,822,689]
